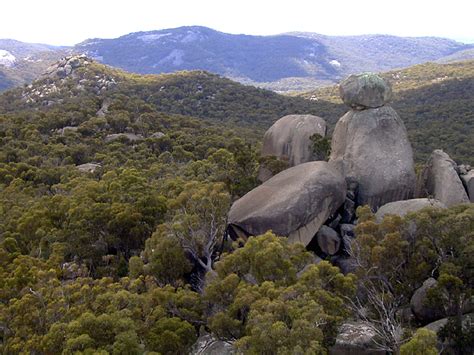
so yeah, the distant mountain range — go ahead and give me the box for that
[1,26,474,92]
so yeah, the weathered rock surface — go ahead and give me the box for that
[228,161,346,246]
[411,278,445,324]
[329,105,416,209]
[375,198,446,222]
[424,313,474,334]
[76,163,101,173]
[191,333,235,355]
[150,132,165,139]
[419,150,469,207]
[460,170,474,202]
[316,225,341,256]
[259,114,327,182]
[105,133,143,143]
[339,73,392,110]
[329,321,385,355]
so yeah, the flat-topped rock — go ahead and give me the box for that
[228,161,346,246]
[339,73,392,110]
[375,198,446,222]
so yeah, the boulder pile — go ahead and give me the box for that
[329,73,416,209]
[226,72,471,270]
[22,54,117,104]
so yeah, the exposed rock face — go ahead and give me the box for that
[150,132,165,139]
[339,73,392,110]
[330,321,385,355]
[259,114,327,182]
[411,278,445,324]
[419,150,469,207]
[228,161,346,246]
[316,226,341,256]
[191,333,235,355]
[329,104,416,209]
[76,163,101,173]
[460,170,474,203]
[375,198,446,222]
[105,133,143,143]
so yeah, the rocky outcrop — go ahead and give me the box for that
[375,198,446,222]
[460,170,474,202]
[411,278,445,324]
[76,163,101,173]
[258,114,327,182]
[228,161,346,246]
[419,150,469,207]
[22,55,117,104]
[105,133,143,143]
[150,132,166,139]
[191,333,235,355]
[330,321,385,355]
[339,73,392,110]
[329,103,416,209]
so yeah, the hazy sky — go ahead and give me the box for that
[2,0,474,45]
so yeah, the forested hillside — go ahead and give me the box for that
[0,57,472,354]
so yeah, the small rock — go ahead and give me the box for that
[316,226,341,256]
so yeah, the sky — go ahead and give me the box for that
[2,0,474,45]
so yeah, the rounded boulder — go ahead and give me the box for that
[339,73,392,110]
[258,114,328,182]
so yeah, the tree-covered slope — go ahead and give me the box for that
[0,56,472,354]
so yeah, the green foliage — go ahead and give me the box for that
[400,328,438,355]
[438,316,474,354]
[145,317,196,354]
[351,204,474,352]
[205,232,356,353]
[309,133,331,161]
[258,155,289,176]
